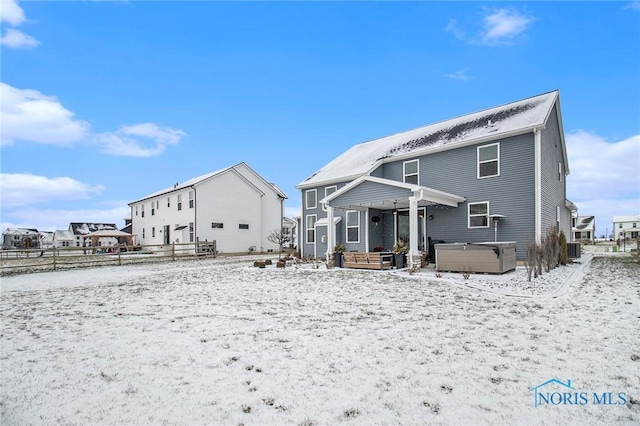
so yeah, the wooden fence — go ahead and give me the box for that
[0,241,216,275]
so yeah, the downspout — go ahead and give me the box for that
[534,128,542,243]
[191,185,197,248]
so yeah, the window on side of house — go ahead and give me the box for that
[478,143,499,178]
[177,194,182,211]
[468,202,489,228]
[167,197,170,208]
[135,205,138,216]
[346,210,360,243]
[189,222,194,242]
[211,223,224,229]
[239,224,249,230]
[142,228,145,239]
[151,202,155,216]
[403,159,419,184]
[325,185,337,198]
[152,227,155,238]
[306,189,317,210]
[558,162,563,181]
[306,215,317,243]
[189,191,194,208]
[141,204,145,217]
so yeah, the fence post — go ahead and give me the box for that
[172,242,176,261]
[53,247,57,271]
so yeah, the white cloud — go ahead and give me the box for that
[0,173,105,207]
[1,27,39,48]
[447,8,534,46]
[481,9,533,45]
[96,123,187,157]
[624,2,640,11]
[444,69,473,81]
[0,0,26,26]
[566,131,640,232]
[0,83,90,146]
[1,82,186,156]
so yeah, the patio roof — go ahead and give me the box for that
[322,176,466,211]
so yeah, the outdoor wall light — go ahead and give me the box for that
[428,215,434,220]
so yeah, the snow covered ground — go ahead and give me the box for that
[1,249,639,425]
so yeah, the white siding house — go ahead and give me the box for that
[613,215,640,240]
[128,163,287,254]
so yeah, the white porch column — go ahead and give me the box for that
[408,196,419,267]
[326,205,335,260]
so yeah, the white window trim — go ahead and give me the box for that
[325,186,337,198]
[306,214,317,244]
[477,143,500,179]
[403,159,419,184]
[346,210,360,243]
[306,189,317,210]
[468,201,490,229]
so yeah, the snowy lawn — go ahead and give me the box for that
[1,253,639,425]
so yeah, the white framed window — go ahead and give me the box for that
[177,194,182,211]
[212,223,224,229]
[478,143,500,178]
[556,206,561,225]
[325,186,337,198]
[141,204,145,217]
[167,197,170,208]
[403,159,419,184]
[135,205,138,216]
[558,162,563,181]
[142,228,145,239]
[346,210,360,243]
[151,202,155,216]
[189,191,194,208]
[306,189,317,210]
[152,227,155,238]
[189,222,194,242]
[468,202,489,228]
[306,214,317,243]
[239,224,249,230]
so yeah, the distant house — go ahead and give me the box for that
[128,162,287,253]
[2,228,40,249]
[572,216,595,242]
[282,217,297,249]
[54,230,75,247]
[613,215,640,240]
[69,223,119,247]
[296,90,572,265]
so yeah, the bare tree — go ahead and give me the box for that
[524,240,537,282]
[266,229,290,259]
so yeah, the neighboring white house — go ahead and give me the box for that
[613,215,640,240]
[572,215,595,242]
[282,217,297,249]
[53,230,75,247]
[128,162,287,254]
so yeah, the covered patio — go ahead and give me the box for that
[322,176,466,268]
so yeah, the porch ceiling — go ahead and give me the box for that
[323,176,466,211]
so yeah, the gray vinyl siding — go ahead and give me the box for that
[301,182,349,258]
[540,105,571,239]
[376,133,537,258]
[330,181,412,208]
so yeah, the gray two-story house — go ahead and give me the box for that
[296,90,572,266]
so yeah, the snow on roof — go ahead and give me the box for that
[298,91,559,188]
[613,215,640,223]
[70,223,118,235]
[54,230,75,240]
[130,162,287,204]
[573,216,595,231]
[3,228,39,235]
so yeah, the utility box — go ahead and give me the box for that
[567,242,581,259]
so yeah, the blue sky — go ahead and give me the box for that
[1,0,639,238]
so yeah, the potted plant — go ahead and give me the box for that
[392,240,408,269]
[333,244,345,268]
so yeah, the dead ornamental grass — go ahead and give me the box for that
[0,255,638,425]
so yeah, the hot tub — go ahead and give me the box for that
[435,242,517,274]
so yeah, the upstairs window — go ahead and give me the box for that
[346,210,360,243]
[403,160,419,184]
[325,186,337,198]
[211,223,224,229]
[478,143,499,178]
[189,222,194,242]
[468,202,489,228]
[177,194,182,211]
[189,191,194,208]
[135,206,138,216]
[141,204,145,218]
[239,224,249,230]
[167,197,171,208]
[151,202,155,216]
[306,189,317,210]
